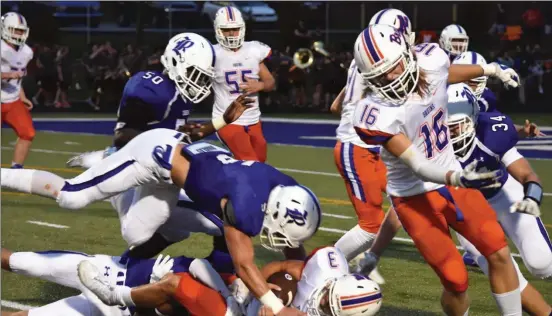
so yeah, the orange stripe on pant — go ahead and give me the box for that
[334,141,386,233]
[1,99,35,141]
[391,186,508,293]
[217,121,267,162]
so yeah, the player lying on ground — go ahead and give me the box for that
[1,247,239,316]
[351,24,524,315]
[79,246,382,316]
[1,12,35,169]
[1,131,322,316]
[357,84,552,316]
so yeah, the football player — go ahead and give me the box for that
[352,24,523,315]
[330,8,415,285]
[2,132,321,316]
[439,24,469,61]
[211,6,275,163]
[1,247,238,316]
[1,12,35,169]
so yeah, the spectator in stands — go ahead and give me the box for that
[54,46,71,108]
[489,3,507,36]
[521,3,544,45]
[32,44,57,107]
[293,20,311,52]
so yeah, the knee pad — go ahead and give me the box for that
[519,238,552,279]
[440,255,469,293]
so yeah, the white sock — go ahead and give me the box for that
[1,168,66,199]
[114,285,135,307]
[335,225,376,262]
[492,288,522,316]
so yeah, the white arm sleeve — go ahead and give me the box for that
[189,258,232,299]
[501,147,523,168]
[399,145,451,184]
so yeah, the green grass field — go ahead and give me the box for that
[1,126,552,315]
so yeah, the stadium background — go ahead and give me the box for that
[2,1,552,315]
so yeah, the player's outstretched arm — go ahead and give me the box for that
[224,225,305,316]
[179,94,254,141]
[330,87,345,115]
[383,133,501,189]
[448,63,520,88]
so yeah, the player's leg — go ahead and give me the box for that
[334,142,385,261]
[120,184,180,249]
[457,233,552,315]
[391,192,470,315]
[447,187,522,315]
[2,100,35,168]
[1,248,94,289]
[247,121,268,163]
[24,294,119,316]
[216,124,258,161]
[491,177,552,279]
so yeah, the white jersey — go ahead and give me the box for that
[1,39,33,103]
[353,43,462,197]
[336,59,378,149]
[212,41,271,125]
[293,246,349,312]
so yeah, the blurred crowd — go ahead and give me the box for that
[23,2,552,113]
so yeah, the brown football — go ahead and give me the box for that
[266,271,298,307]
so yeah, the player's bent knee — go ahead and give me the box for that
[440,258,469,293]
[485,246,512,266]
[18,127,35,141]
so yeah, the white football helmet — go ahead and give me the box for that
[160,32,216,103]
[452,51,488,98]
[439,24,469,57]
[307,274,382,316]
[446,83,480,157]
[369,8,415,46]
[1,12,29,46]
[214,6,245,50]
[260,185,321,251]
[353,24,419,106]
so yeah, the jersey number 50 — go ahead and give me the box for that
[420,109,449,159]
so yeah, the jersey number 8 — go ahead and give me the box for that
[420,109,449,159]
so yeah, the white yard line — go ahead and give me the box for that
[323,213,353,219]
[26,221,69,229]
[1,300,35,310]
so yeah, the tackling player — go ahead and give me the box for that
[1,247,238,316]
[2,133,322,316]
[211,6,275,162]
[1,12,35,169]
[352,24,523,315]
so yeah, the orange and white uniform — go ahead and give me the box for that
[334,59,386,235]
[353,43,507,293]
[213,41,271,162]
[1,39,35,141]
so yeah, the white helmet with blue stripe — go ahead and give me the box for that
[161,32,216,103]
[446,83,480,157]
[369,8,415,46]
[214,6,246,50]
[353,24,419,106]
[307,274,382,316]
[452,51,488,98]
[439,24,469,57]
[1,12,29,46]
[260,185,321,251]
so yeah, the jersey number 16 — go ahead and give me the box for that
[420,109,449,159]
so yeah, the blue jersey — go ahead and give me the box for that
[457,111,518,198]
[478,87,497,113]
[181,142,298,237]
[117,71,193,131]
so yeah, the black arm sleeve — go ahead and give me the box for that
[115,97,157,132]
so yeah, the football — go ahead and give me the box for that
[266,271,298,306]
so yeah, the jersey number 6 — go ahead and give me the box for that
[420,109,449,159]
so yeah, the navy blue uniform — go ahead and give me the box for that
[478,87,497,113]
[181,142,298,237]
[457,111,518,199]
[116,71,193,133]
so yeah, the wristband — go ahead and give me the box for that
[212,116,227,131]
[481,63,497,77]
[260,291,285,315]
[524,181,543,205]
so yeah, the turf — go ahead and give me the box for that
[1,127,551,315]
